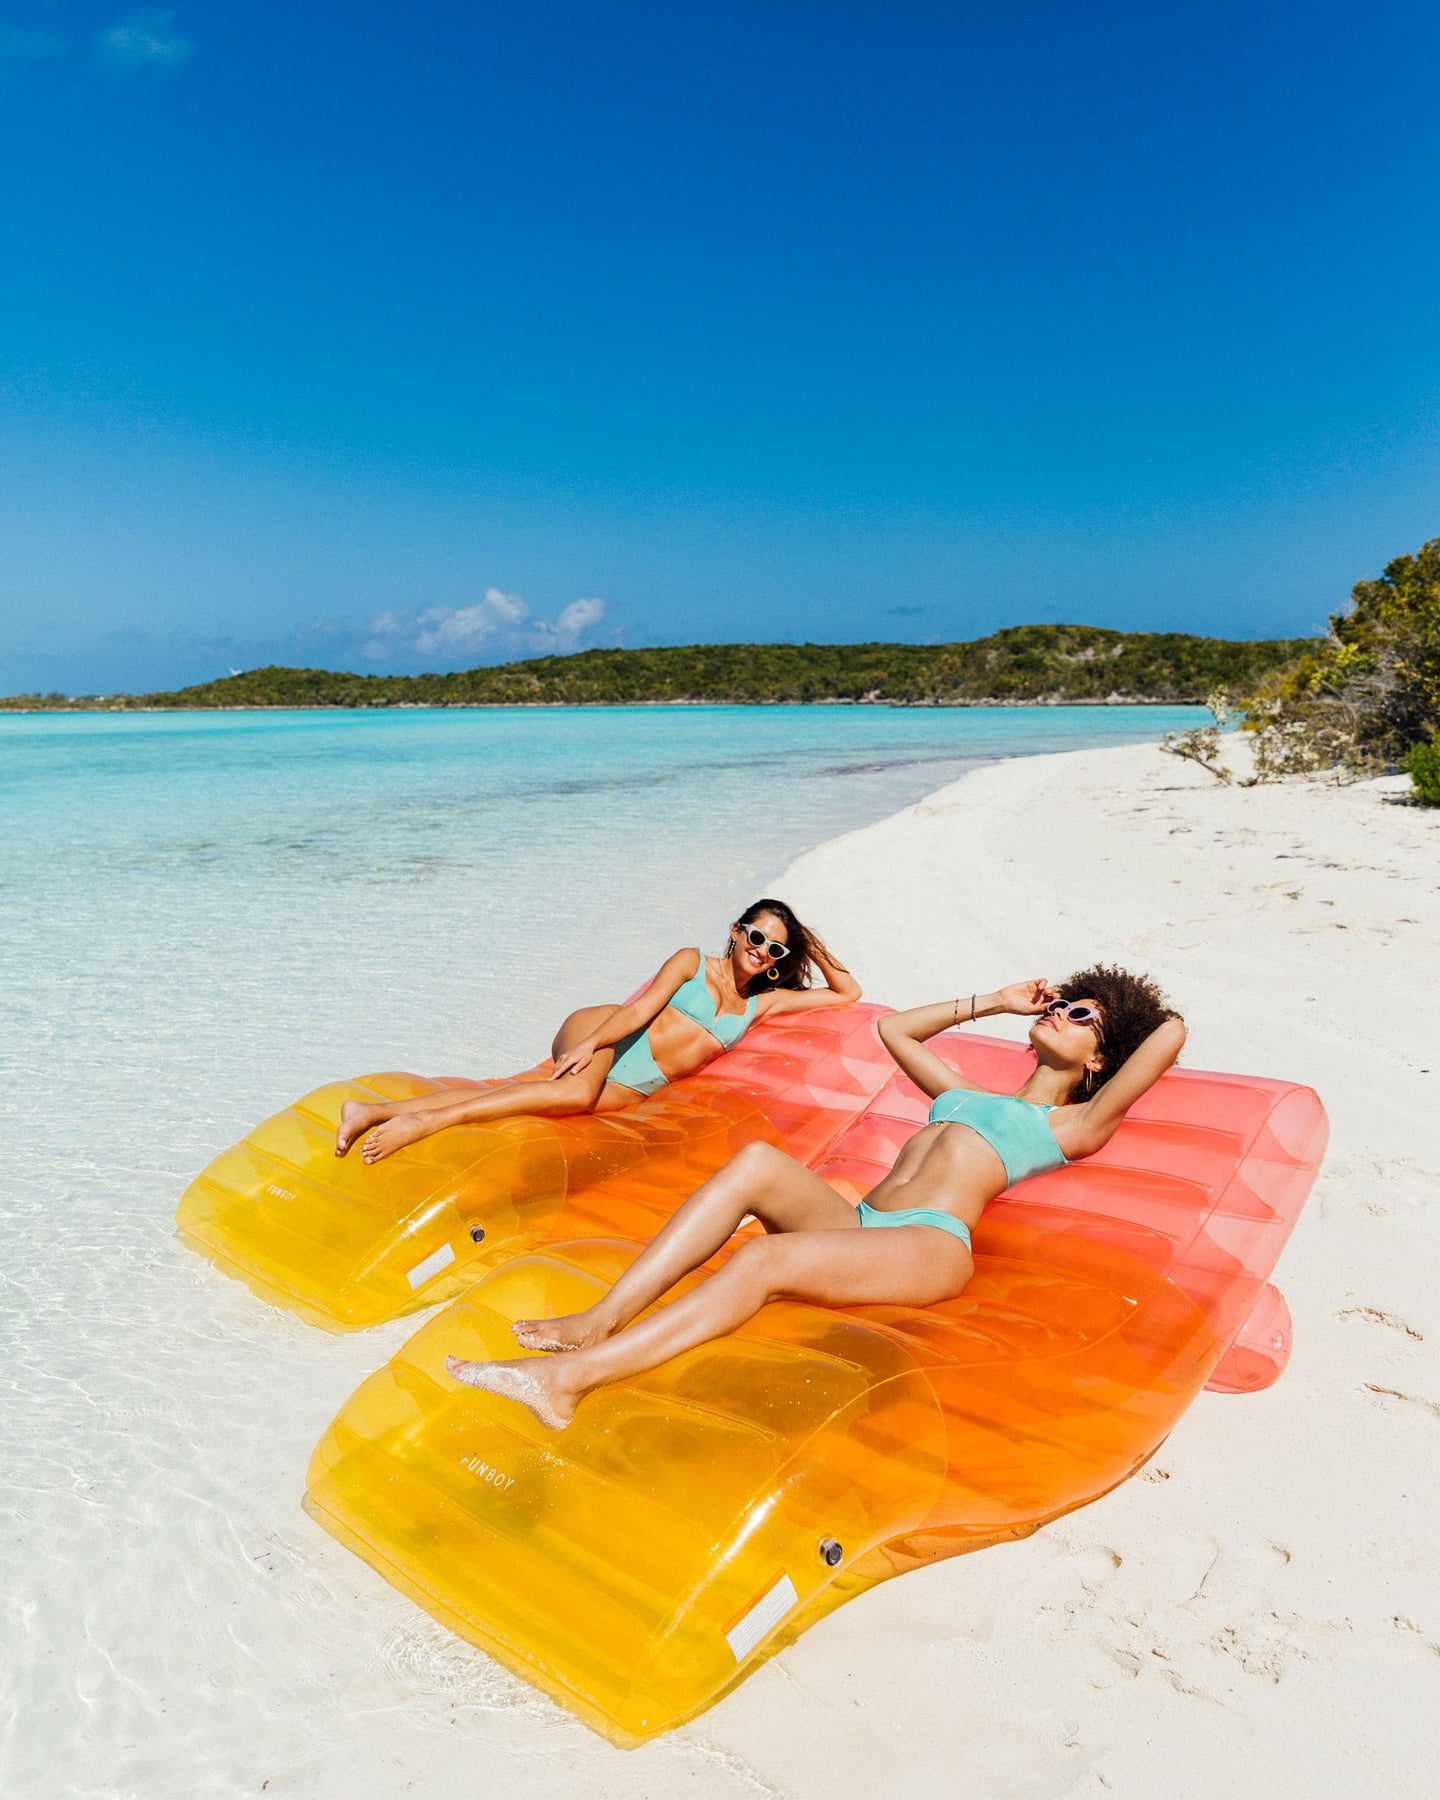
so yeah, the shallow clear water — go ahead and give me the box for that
[0,703,1200,1798]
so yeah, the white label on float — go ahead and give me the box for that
[724,1572,798,1663]
[406,1242,456,1289]
[460,1454,516,1491]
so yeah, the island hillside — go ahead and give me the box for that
[2,624,1314,710]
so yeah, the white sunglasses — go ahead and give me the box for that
[735,923,790,961]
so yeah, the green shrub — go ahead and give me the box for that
[1244,535,1440,774]
[1246,697,1366,783]
[1406,736,1440,806]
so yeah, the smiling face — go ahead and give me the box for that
[729,909,789,984]
[1028,996,1106,1088]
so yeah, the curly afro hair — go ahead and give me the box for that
[1056,964,1179,1093]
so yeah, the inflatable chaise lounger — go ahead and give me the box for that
[304,1033,1326,1745]
[176,1005,899,1330]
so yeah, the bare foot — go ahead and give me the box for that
[360,1113,431,1163]
[336,1100,386,1156]
[444,1354,577,1429]
[512,1308,616,1352]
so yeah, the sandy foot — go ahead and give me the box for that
[444,1355,576,1429]
[511,1310,615,1352]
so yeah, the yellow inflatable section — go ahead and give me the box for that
[176,1005,898,1330]
[304,1039,1327,1744]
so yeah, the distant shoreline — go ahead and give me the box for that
[0,624,1313,713]
[0,694,1213,715]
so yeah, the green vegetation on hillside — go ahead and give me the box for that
[1,624,1312,711]
[1242,535,1440,777]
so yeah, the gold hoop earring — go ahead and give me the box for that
[767,965,780,981]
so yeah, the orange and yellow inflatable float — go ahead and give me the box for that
[178,1010,1325,1743]
[176,1004,899,1330]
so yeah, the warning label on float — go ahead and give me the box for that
[723,1572,798,1663]
[406,1242,456,1289]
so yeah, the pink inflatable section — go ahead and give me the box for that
[812,1030,1326,1392]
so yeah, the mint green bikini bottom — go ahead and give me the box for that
[856,1200,972,1249]
[605,1026,668,1097]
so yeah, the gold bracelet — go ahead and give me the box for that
[970,993,977,1022]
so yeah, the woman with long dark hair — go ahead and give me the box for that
[336,899,859,1163]
[444,967,1186,1428]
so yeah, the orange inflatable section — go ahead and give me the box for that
[304,1034,1327,1742]
[176,1004,900,1329]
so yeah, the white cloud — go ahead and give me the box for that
[550,596,607,639]
[97,10,192,69]
[0,27,67,60]
[363,589,607,665]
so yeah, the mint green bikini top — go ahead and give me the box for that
[669,949,757,1049]
[928,1088,1069,1187]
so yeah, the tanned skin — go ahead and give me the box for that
[445,977,1186,1429]
[334,909,861,1163]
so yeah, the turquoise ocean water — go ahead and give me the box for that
[3,702,1203,1080]
[1,704,1199,1797]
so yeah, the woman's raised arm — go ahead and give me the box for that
[1070,1015,1187,1153]
[757,938,862,1018]
[878,979,1055,1100]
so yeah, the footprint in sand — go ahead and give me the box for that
[1361,1382,1440,1421]
[1071,1545,1124,1589]
[1337,1304,1424,1340]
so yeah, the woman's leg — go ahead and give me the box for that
[336,1006,623,1159]
[336,1084,502,1155]
[512,1141,859,1349]
[448,1222,972,1430]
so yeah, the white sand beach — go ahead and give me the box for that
[730,736,1439,1798]
[9,727,1438,1800]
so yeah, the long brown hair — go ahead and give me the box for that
[728,898,845,994]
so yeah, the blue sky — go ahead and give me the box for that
[2,1,1437,693]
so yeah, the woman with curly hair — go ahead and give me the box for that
[336,898,859,1163]
[446,965,1184,1429]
